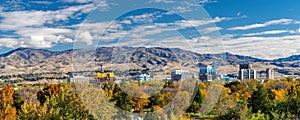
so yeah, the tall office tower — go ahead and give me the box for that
[266,68,275,80]
[238,64,256,80]
[239,64,252,70]
[199,64,217,82]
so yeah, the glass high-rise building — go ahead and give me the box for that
[238,64,256,80]
[199,64,217,82]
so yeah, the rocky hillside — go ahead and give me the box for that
[0,47,298,75]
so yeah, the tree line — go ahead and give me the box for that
[0,78,299,119]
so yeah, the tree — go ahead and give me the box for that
[187,85,203,114]
[37,84,60,104]
[166,91,191,120]
[78,83,118,120]
[249,85,273,114]
[247,110,266,120]
[244,79,260,92]
[13,91,24,112]
[163,80,175,88]
[214,87,234,116]
[144,107,160,120]
[111,84,135,112]
[19,83,94,119]
[0,85,17,120]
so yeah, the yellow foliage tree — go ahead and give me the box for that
[271,89,286,101]
[0,85,17,120]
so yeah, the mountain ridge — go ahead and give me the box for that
[0,47,279,61]
[0,47,299,75]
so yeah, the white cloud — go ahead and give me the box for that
[172,1,199,13]
[0,3,96,30]
[174,17,231,28]
[202,27,222,33]
[72,17,300,60]
[76,31,94,45]
[62,0,94,3]
[1,0,28,11]
[29,1,53,4]
[61,0,109,11]
[149,0,216,4]
[198,0,217,4]
[120,20,132,24]
[236,11,247,18]
[173,6,192,13]
[72,16,229,46]
[0,2,101,48]
[129,17,225,37]
[16,28,73,36]
[0,38,20,48]
[242,30,289,36]
[126,12,163,24]
[228,19,300,31]
[0,34,73,48]
[221,35,300,59]
[149,0,174,3]
[156,35,300,60]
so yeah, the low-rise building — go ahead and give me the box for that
[171,70,192,81]
[221,74,238,82]
[68,76,91,83]
[135,74,151,82]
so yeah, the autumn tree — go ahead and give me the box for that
[77,83,118,120]
[19,83,94,119]
[0,85,17,119]
[37,84,60,104]
[214,87,234,116]
[144,107,160,120]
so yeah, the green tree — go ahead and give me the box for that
[144,107,160,120]
[247,110,266,120]
[187,85,203,114]
[13,91,24,113]
[249,85,273,114]
[111,84,135,112]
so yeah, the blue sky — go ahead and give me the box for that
[0,0,300,59]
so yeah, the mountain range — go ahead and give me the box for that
[0,47,299,76]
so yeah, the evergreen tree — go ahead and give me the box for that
[249,85,272,114]
[187,85,203,114]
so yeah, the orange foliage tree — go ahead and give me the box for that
[0,85,17,119]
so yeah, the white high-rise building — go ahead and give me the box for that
[266,68,275,80]
[238,64,256,80]
[239,69,256,80]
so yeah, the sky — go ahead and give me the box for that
[0,0,300,60]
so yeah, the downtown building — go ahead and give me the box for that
[171,70,192,81]
[199,64,217,82]
[266,68,275,80]
[238,64,256,80]
[135,74,151,82]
